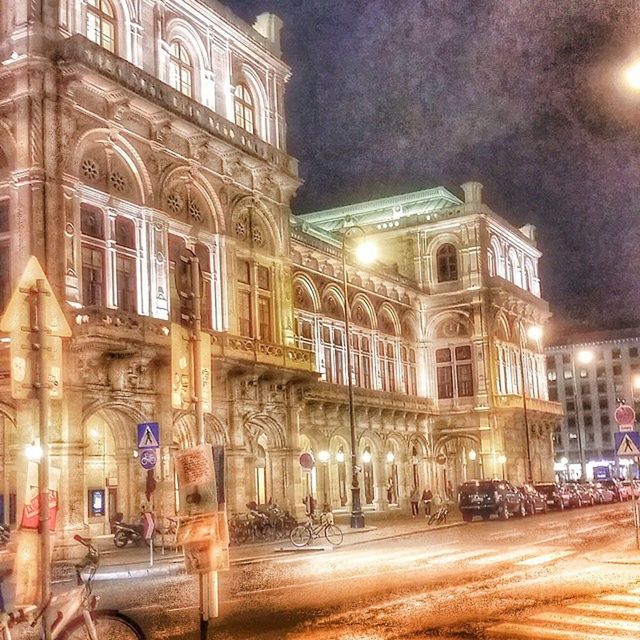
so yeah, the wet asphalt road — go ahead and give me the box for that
[66,503,640,639]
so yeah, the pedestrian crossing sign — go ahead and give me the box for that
[137,422,160,449]
[614,431,640,457]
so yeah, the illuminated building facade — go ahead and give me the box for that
[0,0,561,545]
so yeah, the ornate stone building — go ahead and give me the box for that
[0,0,561,545]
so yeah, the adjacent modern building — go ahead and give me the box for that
[0,0,561,552]
[546,328,640,480]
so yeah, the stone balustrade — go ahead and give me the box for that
[494,394,564,416]
[58,35,298,178]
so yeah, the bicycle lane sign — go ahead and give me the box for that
[139,448,158,471]
[137,422,160,470]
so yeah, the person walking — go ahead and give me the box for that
[422,487,433,517]
[409,486,420,518]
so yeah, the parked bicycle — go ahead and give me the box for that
[289,512,343,547]
[0,534,145,639]
[229,502,297,545]
[428,502,449,526]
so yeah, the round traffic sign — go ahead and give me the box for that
[435,453,447,465]
[139,448,158,471]
[615,405,636,426]
[299,452,315,470]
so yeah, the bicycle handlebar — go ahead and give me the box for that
[73,534,92,547]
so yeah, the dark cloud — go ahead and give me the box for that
[225,0,640,330]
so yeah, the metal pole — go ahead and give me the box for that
[342,234,364,529]
[518,330,533,482]
[632,463,640,550]
[189,255,214,640]
[35,280,51,639]
[571,356,586,480]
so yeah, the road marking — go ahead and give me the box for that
[470,547,545,565]
[428,549,495,564]
[488,622,623,639]
[516,550,572,566]
[569,602,640,616]
[532,611,640,633]
[601,593,640,605]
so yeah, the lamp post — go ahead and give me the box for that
[571,349,593,480]
[318,449,331,511]
[497,454,507,480]
[341,225,377,529]
[518,323,542,482]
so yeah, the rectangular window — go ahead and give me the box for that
[237,259,251,285]
[81,245,104,306]
[115,254,136,312]
[437,365,454,399]
[238,290,252,337]
[0,200,8,233]
[612,348,622,360]
[613,365,622,376]
[436,348,451,363]
[0,240,9,311]
[601,414,610,425]
[258,295,271,341]
[456,363,474,397]
[631,347,639,358]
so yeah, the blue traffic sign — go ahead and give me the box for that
[614,431,640,457]
[137,422,160,449]
[139,448,158,471]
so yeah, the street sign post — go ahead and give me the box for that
[614,431,640,550]
[139,448,158,471]
[137,422,160,449]
[0,257,71,639]
[615,405,636,427]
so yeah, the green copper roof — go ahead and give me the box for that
[297,186,462,232]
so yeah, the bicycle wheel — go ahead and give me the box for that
[324,524,343,546]
[113,531,129,548]
[289,524,312,547]
[60,610,145,640]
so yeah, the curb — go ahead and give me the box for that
[87,521,465,580]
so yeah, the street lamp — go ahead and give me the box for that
[497,454,507,480]
[571,349,593,480]
[361,448,372,465]
[468,449,477,461]
[26,441,43,462]
[518,323,542,482]
[386,451,395,464]
[318,450,330,511]
[625,61,640,91]
[341,225,377,529]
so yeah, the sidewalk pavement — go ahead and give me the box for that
[58,507,463,582]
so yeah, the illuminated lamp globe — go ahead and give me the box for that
[577,350,594,365]
[560,457,568,465]
[354,240,378,265]
[335,450,345,463]
[26,442,43,461]
[527,325,543,341]
[626,61,640,90]
[318,450,330,464]
[386,451,395,464]
[468,449,477,461]
[361,449,372,464]
[497,454,507,465]
[634,375,640,390]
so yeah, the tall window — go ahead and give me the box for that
[322,324,345,384]
[352,334,372,388]
[168,41,193,97]
[195,243,213,330]
[114,216,136,312]
[0,200,9,311]
[436,244,458,282]
[86,0,117,53]
[436,346,474,399]
[234,84,255,134]
[401,346,417,395]
[378,339,397,392]
[236,259,273,341]
[81,206,106,307]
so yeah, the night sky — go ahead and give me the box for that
[225,0,640,336]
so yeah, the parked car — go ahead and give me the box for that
[458,479,527,522]
[564,482,589,507]
[593,482,616,504]
[533,483,572,510]
[518,484,548,515]
[621,480,640,499]
[600,478,628,502]
[576,482,599,506]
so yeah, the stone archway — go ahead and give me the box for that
[434,434,482,499]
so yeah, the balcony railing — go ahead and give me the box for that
[210,332,316,373]
[58,35,298,178]
[494,394,564,416]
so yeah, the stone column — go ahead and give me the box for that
[224,448,247,513]
[373,453,386,511]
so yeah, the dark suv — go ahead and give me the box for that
[458,480,526,522]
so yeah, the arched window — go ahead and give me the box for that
[168,41,193,97]
[436,244,458,282]
[86,0,117,53]
[234,84,255,134]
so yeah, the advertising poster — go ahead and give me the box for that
[20,464,61,532]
